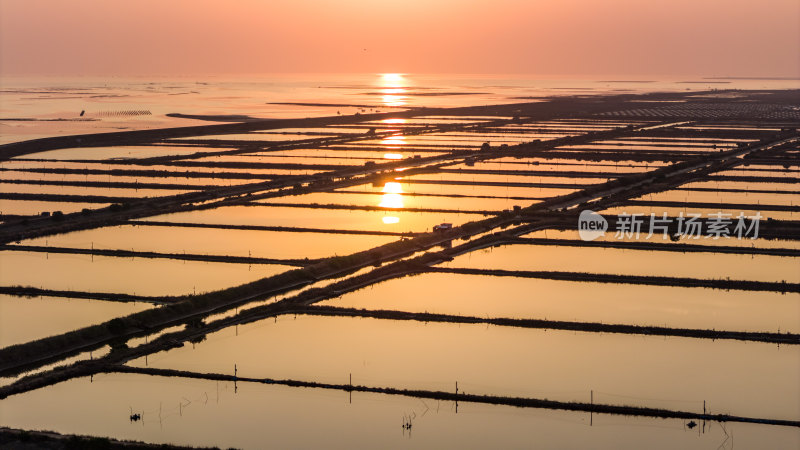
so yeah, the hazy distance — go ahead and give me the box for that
[1,0,798,78]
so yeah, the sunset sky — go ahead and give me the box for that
[1,0,798,77]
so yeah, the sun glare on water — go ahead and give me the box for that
[380,73,405,86]
[379,181,404,223]
[382,182,403,194]
[379,74,408,106]
[381,135,406,146]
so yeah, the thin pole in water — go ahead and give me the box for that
[455,381,459,414]
[702,400,706,433]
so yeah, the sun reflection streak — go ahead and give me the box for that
[382,182,403,194]
[381,73,405,84]
[382,94,407,107]
[378,74,408,106]
[383,153,403,160]
[381,135,406,146]
[380,73,406,87]
[379,193,404,208]
[379,181,404,223]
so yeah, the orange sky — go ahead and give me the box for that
[1,0,798,77]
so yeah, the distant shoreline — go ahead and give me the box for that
[704,76,800,81]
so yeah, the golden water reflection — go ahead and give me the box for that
[379,73,408,107]
[380,73,406,85]
[382,182,403,194]
[380,134,406,146]
[381,95,406,106]
[378,194,403,208]
[379,181,404,225]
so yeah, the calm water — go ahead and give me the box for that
[1,75,798,448]
[3,373,798,449]
[0,294,152,348]
[126,315,800,421]
[320,272,800,332]
[3,74,798,144]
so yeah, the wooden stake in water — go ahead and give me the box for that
[703,400,707,433]
[455,381,459,414]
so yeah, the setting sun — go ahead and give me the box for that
[0,1,797,449]
[380,73,405,86]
